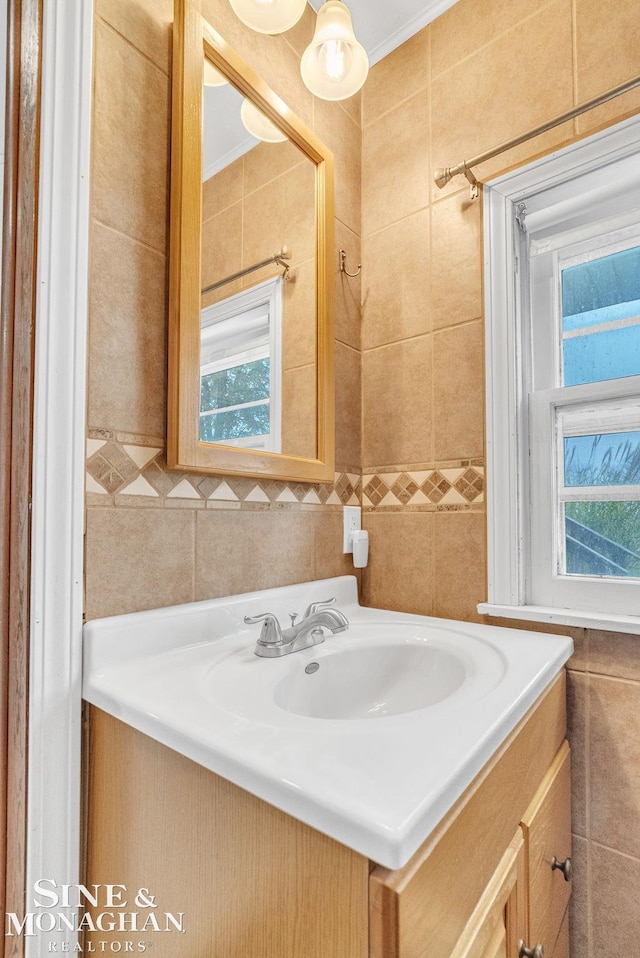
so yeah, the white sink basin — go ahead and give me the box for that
[271,627,505,719]
[274,641,469,719]
[82,575,573,869]
[199,622,505,723]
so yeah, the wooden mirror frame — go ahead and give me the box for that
[168,0,336,482]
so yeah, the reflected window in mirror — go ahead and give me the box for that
[200,277,282,451]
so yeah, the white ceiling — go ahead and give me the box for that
[307,0,458,66]
[203,82,258,180]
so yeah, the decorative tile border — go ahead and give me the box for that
[85,432,483,512]
[85,430,360,508]
[362,463,484,510]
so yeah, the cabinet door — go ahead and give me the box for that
[449,830,526,958]
[550,911,569,958]
[369,678,567,958]
[520,741,572,953]
[476,920,507,958]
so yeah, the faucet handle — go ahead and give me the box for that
[302,597,337,619]
[243,612,283,646]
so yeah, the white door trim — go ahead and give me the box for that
[27,1,93,953]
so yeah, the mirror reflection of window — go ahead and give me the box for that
[200,277,282,451]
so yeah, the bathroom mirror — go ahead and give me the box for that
[169,0,335,482]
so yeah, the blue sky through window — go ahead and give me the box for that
[562,245,640,386]
[562,245,640,318]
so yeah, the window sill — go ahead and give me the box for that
[477,602,640,636]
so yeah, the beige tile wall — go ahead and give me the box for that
[86,0,362,619]
[360,1,640,954]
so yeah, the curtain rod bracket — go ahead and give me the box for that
[273,246,292,281]
[464,167,479,200]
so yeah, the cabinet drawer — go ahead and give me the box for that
[521,741,572,952]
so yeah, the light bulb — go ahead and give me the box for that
[300,1,368,102]
[318,39,352,82]
[203,58,229,87]
[228,0,306,34]
[240,99,288,143]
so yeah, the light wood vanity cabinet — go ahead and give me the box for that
[447,741,572,958]
[86,673,572,958]
[521,742,572,957]
[455,742,572,958]
[368,675,572,958]
[550,912,570,958]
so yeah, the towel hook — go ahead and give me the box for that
[339,248,361,278]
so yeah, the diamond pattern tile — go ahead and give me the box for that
[291,484,310,502]
[391,473,419,504]
[85,430,484,514]
[231,478,258,500]
[316,483,334,504]
[454,468,484,502]
[363,476,388,506]
[142,462,180,497]
[86,439,139,494]
[335,474,353,503]
[192,476,219,499]
[420,471,451,503]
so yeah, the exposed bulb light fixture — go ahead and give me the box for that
[300,0,368,101]
[203,58,229,86]
[228,0,306,35]
[240,99,288,143]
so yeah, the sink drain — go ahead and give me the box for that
[305,662,320,674]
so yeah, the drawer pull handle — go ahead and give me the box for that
[519,941,544,958]
[551,856,572,882]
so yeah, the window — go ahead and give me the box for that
[200,276,282,451]
[481,114,640,631]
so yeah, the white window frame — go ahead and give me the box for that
[480,113,640,634]
[200,275,282,451]
[530,380,640,612]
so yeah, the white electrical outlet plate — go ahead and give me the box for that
[343,505,361,553]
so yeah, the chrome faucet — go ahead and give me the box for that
[244,598,349,658]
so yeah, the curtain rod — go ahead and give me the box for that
[202,246,291,296]
[434,73,640,199]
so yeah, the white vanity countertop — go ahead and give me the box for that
[82,576,573,870]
